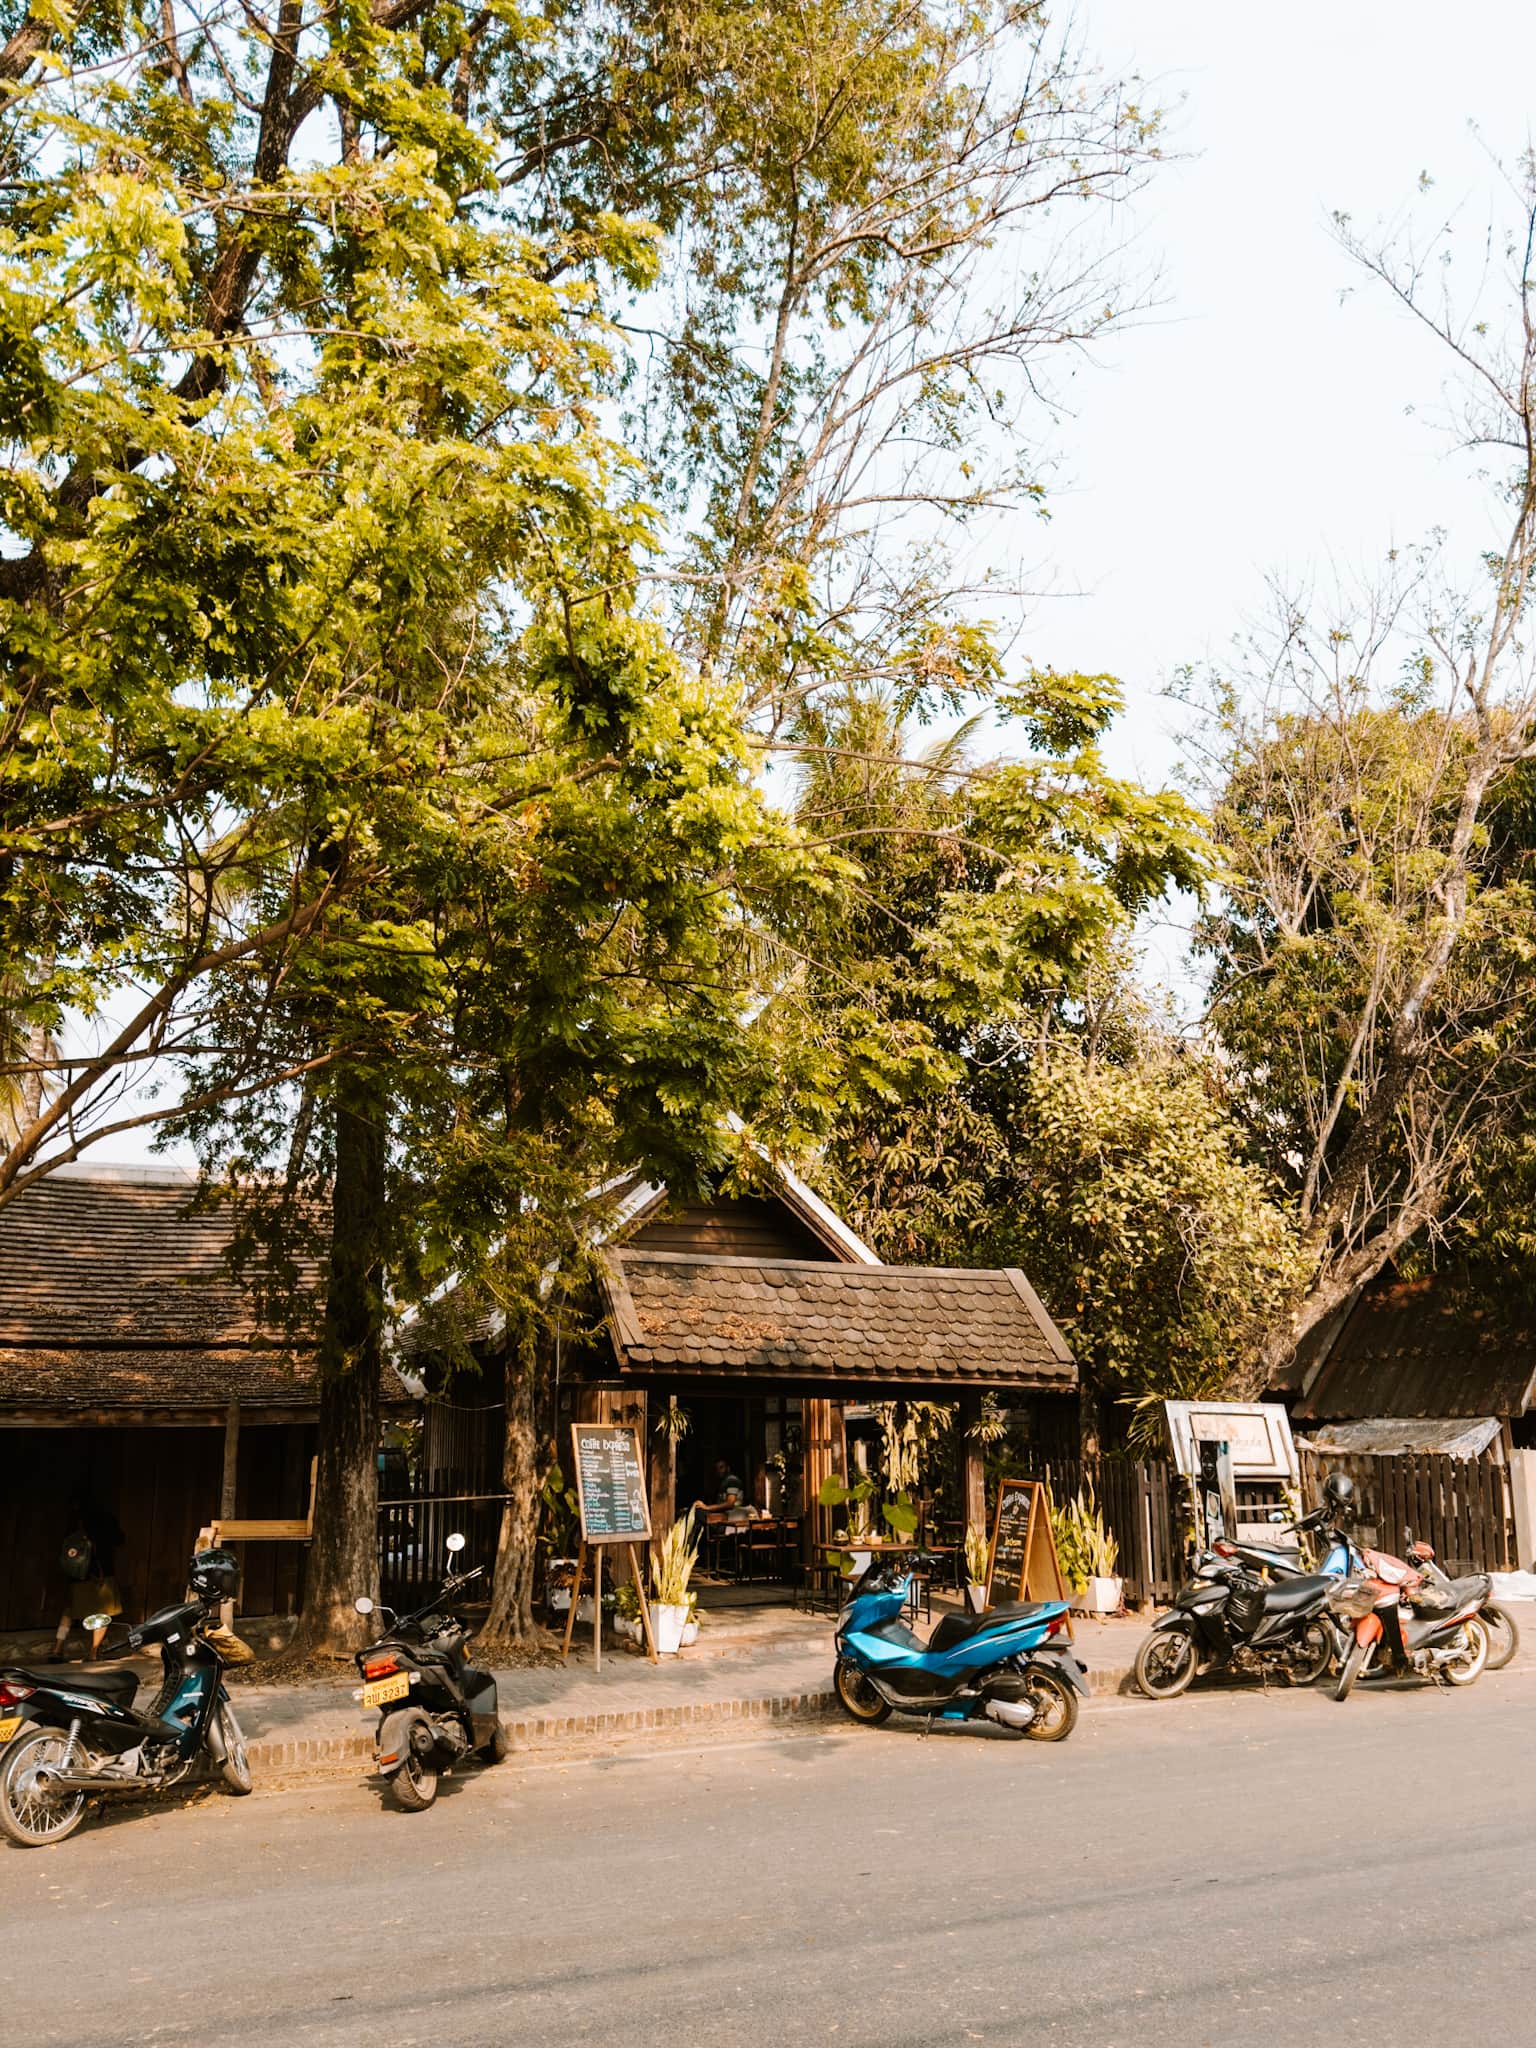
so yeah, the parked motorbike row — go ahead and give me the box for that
[0,1532,505,1847]
[1133,1472,1518,1703]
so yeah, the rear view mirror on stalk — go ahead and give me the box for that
[354,1596,375,1616]
[446,1532,466,1553]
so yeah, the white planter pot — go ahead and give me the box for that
[548,1588,571,1613]
[1075,1575,1122,1616]
[680,1619,700,1647]
[575,1595,595,1624]
[653,1602,689,1655]
[964,1583,988,1615]
[614,1616,641,1643]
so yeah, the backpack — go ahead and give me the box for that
[59,1526,94,1582]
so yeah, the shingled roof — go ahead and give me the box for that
[0,1168,408,1415]
[600,1250,1075,1390]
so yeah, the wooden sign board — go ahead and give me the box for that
[984,1479,1068,1609]
[570,1423,652,1545]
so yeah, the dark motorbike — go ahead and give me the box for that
[1133,1550,1340,1698]
[353,1533,508,1811]
[0,1548,252,1848]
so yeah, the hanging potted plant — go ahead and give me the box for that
[650,1510,700,1654]
[963,1525,990,1614]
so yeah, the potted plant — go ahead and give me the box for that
[680,1590,702,1648]
[613,1580,644,1644]
[650,1509,700,1654]
[1060,1489,1121,1616]
[963,1525,990,1613]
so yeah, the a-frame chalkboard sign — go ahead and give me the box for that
[560,1423,658,1671]
[983,1479,1068,1611]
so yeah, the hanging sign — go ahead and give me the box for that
[984,1478,1067,1609]
[570,1423,653,1545]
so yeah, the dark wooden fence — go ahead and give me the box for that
[1298,1448,1514,1572]
[1001,1452,1181,1607]
[377,1491,506,1608]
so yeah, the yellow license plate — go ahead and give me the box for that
[0,1716,20,1743]
[362,1672,410,1708]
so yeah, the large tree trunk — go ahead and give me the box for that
[481,1324,545,1650]
[288,1077,384,1657]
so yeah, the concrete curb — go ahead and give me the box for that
[245,1662,1135,1777]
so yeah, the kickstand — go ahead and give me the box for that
[920,1715,934,1740]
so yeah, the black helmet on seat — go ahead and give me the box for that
[190,1548,240,1600]
[1321,1471,1357,1520]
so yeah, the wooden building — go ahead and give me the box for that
[0,1164,409,1631]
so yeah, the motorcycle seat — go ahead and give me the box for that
[1261,1574,1335,1615]
[37,1665,139,1705]
[928,1602,1059,1653]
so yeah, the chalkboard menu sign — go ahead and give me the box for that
[984,1478,1067,1609]
[570,1424,652,1545]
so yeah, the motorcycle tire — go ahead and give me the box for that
[1285,1621,1334,1687]
[0,1728,89,1848]
[1020,1669,1079,1742]
[389,1750,440,1811]
[1442,1615,1489,1687]
[1335,1637,1370,1702]
[833,1658,892,1725]
[483,1722,511,1764]
[1481,1603,1519,1672]
[1133,1628,1197,1700]
[216,1701,253,1795]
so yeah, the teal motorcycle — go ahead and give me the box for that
[833,1556,1088,1741]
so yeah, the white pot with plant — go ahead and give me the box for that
[1058,1489,1121,1616]
[963,1525,990,1613]
[650,1510,700,1654]
[680,1591,701,1648]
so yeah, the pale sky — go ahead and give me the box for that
[1016,2,1536,794]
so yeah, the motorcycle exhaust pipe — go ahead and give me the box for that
[41,1769,151,1792]
[983,1697,1036,1730]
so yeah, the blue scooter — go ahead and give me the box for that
[833,1556,1088,1740]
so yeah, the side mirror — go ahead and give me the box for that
[354,1596,375,1616]
[1267,1511,1287,1525]
[446,1532,466,1554]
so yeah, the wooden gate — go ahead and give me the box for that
[1298,1448,1514,1572]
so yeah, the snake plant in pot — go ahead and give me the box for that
[650,1511,700,1654]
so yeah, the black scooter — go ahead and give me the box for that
[0,1547,252,1848]
[1133,1547,1340,1699]
[353,1533,507,1810]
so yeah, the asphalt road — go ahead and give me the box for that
[3,1666,1534,2048]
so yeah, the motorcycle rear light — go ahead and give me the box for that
[363,1655,401,1680]
[0,1682,34,1706]
[1213,1541,1237,1557]
[1044,1614,1065,1637]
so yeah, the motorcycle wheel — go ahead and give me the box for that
[1481,1603,1519,1671]
[1335,1637,1371,1701]
[483,1722,511,1764]
[0,1728,89,1848]
[1020,1669,1079,1742]
[1133,1629,1197,1700]
[1442,1615,1489,1687]
[833,1658,892,1725]
[216,1701,253,1795]
[1286,1621,1334,1686]
[389,1748,440,1811]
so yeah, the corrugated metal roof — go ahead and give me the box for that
[1296,1274,1536,1421]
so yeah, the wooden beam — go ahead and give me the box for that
[958,1392,987,1539]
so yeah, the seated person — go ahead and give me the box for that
[692,1458,746,1516]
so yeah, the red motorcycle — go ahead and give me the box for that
[1330,1537,1490,1701]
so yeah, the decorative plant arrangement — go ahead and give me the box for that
[654,1400,692,1443]
[1052,1488,1122,1615]
[818,1475,919,1575]
[964,1525,990,1612]
[650,1510,701,1654]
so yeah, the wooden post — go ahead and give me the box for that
[626,1543,658,1664]
[648,1395,678,1547]
[560,1542,587,1661]
[592,1544,603,1674]
[958,1392,987,1541]
[219,1399,240,1625]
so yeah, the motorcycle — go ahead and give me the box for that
[353,1532,508,1810]
[0,1547,252,1848]
[833,1555,1088,1741]
[1331,1538,1490,1700]
[1133,1544,1342,1699]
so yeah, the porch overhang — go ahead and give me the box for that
[599,1250,1075,1395]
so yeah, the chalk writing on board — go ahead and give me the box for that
[571,1424,652,1543]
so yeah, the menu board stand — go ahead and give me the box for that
[560,1424,658,1671]
[983,1478,1068,1614]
